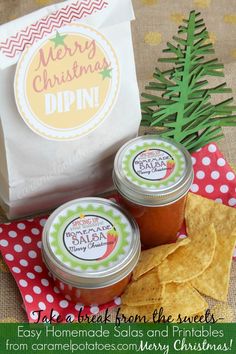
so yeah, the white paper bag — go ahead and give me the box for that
[0,0,141,219]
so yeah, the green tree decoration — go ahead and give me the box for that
[141,10,236,152]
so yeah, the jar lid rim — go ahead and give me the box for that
[42,197,141,288]
[113,136,193,206]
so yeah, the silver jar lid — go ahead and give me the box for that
[42,197,140,289]
[113,135,194,206]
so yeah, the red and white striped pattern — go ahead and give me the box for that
[0,0,108,58]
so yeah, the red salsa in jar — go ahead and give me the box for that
[42,198,140,306]
[113,136,193,248]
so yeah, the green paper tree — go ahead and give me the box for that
[141,10,236,152]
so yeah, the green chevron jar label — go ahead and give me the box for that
[46,198,135,272]
[122,140,186,189]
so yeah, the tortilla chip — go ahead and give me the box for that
[191,229,236,301]
[186,193,236,236]
[157,224,216,284]
[120,283,208,322]
[186,193,236,301]
[121,272,164,306]
[161,283,208,320]
[132,237,190,280]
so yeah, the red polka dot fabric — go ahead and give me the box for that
[0,143,235,323]
[190,143,236,205]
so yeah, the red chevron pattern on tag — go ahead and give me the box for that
[0,0,108,58]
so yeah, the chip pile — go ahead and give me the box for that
[121,193,236,322]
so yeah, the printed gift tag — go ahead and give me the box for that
[14,24,120,140]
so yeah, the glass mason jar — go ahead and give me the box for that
[42,198,140,306]
[113,136,193,248]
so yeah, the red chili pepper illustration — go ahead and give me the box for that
[99,228,118,260]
